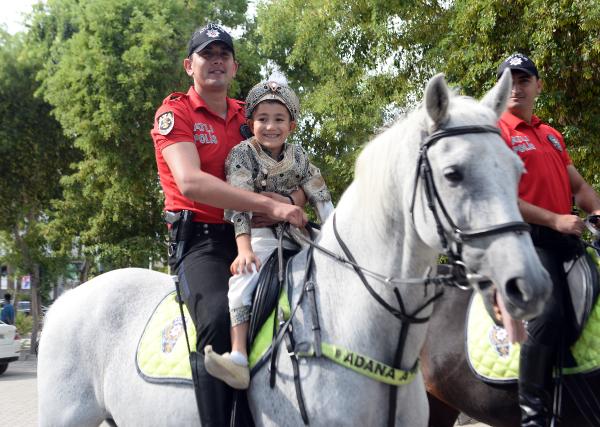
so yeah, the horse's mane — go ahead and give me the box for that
[353,93,497,234]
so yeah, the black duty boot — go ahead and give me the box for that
[190,351,233,427]
[518,343,554,427]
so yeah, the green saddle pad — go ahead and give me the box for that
[136,290,289,384]
[136,291,196,384]
[466,293,600,383]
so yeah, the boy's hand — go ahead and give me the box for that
[230,249,262,275]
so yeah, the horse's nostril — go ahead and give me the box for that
[505,277,529,304]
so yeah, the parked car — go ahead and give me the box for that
[17,301,31,315]
[0,320,20,375]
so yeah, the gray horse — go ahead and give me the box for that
[38,71,550,426]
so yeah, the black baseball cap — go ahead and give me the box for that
[187,23,234,57]
[496,53,539,79]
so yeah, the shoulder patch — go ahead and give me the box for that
[547,134,562,152]
[157,111,175,135]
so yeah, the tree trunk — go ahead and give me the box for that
[79,258,91,285]
[30,263,40,355]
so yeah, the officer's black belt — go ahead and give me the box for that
[191,221,234,236]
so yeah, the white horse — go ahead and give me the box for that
[38,72,551,427]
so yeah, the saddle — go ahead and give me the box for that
[248,248,297,350]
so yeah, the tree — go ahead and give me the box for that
[431,0,600,188]
[27,0,262,269]
[255,0,600,195]
[0,29,78,351]
[254,0,449,200]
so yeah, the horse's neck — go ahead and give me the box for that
[306,185,438,368]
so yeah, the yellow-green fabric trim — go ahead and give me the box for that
[588,246,599,267]
[320,342,419,386]
[248,289,291,369]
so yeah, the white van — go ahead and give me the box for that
[0,320,21,375]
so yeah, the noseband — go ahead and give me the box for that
[409,125,530,265]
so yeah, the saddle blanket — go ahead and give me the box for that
[466,293,600,383]
[136,291,196,384]
[136,290,284,384]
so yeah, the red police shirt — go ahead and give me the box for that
[498,112,573,215]
[151,86,246,223]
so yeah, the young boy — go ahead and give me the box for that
[204,80,334,389]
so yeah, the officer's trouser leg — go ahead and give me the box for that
[519,343,554,427]
[174,226,237,426]
[192,353,233,426]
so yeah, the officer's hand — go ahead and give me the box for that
[553,214,585,236]
[271,202,307,228]
[252,192,297,227]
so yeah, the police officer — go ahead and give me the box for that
[151,23,307,426]
[496,53,600,426]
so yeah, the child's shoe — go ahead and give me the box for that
[204,345,250,389]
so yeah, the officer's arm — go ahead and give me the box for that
[568,165,600,215]
[517,199,584,236]
[161,142,307,226]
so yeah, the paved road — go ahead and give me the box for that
[0,354,489,427]
[0,353,38,426]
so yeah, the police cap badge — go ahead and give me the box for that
[157,111,175,136]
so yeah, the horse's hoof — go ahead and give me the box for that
[204,348,250,390]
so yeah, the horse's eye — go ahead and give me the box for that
[443,167,463,182]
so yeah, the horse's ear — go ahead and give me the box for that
[481,69,512,118]
[425,73,449,127]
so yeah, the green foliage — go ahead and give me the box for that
[15,312,33,336]
[256,0,600,197]
[0,29,78,298]
[432,0,600,188]
[254,0,449,201]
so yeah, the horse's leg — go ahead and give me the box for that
[38,291,106,426]
[426,392,459,427]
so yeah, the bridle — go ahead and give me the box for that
[409,125,530,269]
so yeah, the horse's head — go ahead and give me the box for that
[411,71,551,320]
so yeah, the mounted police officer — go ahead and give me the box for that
[496,53,600,427]
[151,23,307,426]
